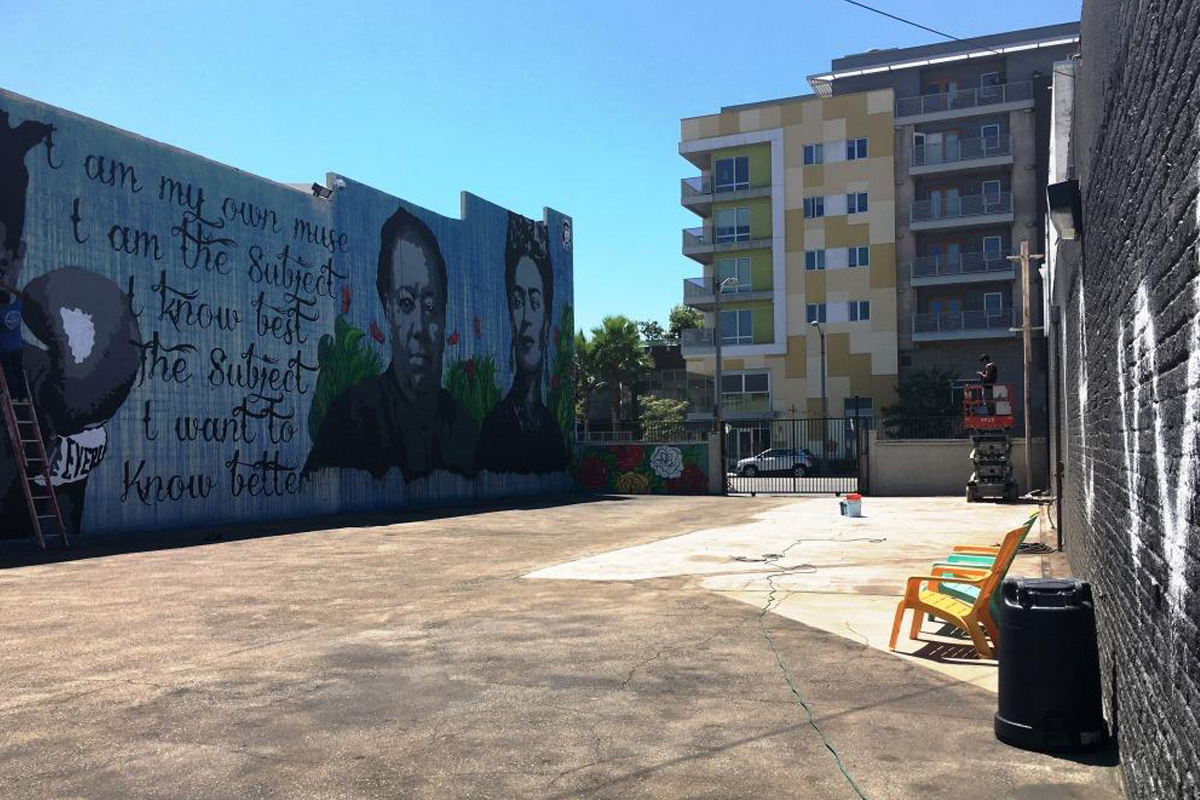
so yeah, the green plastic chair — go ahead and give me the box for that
[930,513,1038,623]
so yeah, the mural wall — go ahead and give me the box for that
[1050,1,1200,796]
[0,88,574,539]
[575,443,710,495]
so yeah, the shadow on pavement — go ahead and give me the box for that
[0,492,629,569]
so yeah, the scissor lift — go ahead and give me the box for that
[963,383,1018,502]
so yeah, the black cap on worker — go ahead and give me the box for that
[979,353,990,362]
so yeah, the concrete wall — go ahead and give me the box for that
[1046,2,1200,796]
[575,441,712,495]
[867,432,1046,496]
[0,88,574,539]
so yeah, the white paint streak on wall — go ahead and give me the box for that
[1116,281,1200,623]
[1077,285,1094,521]
[1117,316,1143,569]
[1159,277,1200,618]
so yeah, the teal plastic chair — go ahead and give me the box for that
[929,513,1038,623]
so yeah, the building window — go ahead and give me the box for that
[843,396,873,417]
[982,235,1003,260]
[719,309,753,344]
[980,72,1002,87]
[805,249,826,271]
[848,246,870,267]
[722,372,771,414]
[849,300,871,322]
[846,138,868,160]
[806,303,827,324]
[715,207,750,243]
[714,156,749,192]
[847,192,869,214]
[982,179,1002,200]
[803,196,825,219]
[803,143,824,165]
[980,123,1001,152]
[716,257,752,292]
[984,292,1003,316]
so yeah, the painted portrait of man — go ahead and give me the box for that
[304,206,477,481]
[475,213,566,474]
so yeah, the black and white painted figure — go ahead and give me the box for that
[476,213,566,474]
[305,206,477,480]
[0,108,141,537]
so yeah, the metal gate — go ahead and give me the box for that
[722,417,870,495]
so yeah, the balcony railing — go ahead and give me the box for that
[683,277,711,300]
[683,276,754,301]
[681,176,710,199]
[683,227,710,249]
[723,393,771,415]
[910,192,1012,223]
[911,250,1013,279]
[681,175,770,201]
[912,135,1012,167]
[680,327,714,350]
[683,226,767,250]
[896,81,1033,118]
[912,309,1015,334]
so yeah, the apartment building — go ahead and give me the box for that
[677,90,900,423]
[809,22,1080,432]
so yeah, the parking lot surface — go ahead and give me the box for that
[1,494,1121,800]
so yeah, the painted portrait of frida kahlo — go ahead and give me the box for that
[475,213,566,474]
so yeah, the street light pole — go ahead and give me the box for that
[811,320,828,417]
[712,275,739,422]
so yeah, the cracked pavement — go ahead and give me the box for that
[1,494,1122,799]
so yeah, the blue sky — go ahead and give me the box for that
[4,0,1079,334]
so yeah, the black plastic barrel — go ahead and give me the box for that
[994,577,1108,751]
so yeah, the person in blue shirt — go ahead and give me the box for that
[0,281,26,399]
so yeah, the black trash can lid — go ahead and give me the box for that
[1002,577,1091,608]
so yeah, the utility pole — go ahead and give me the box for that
[1008,240,1044,496]
[811,320,828,417]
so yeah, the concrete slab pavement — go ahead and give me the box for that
[528,497,1046,692]
[1,494,1121,800]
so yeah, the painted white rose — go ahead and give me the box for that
[649,445,684,479]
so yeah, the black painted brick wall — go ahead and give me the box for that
[1055,1,1200,797]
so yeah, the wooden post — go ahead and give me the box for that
[1009,240,1044,495]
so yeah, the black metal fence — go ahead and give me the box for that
[878,416,967,440]
[575,419,718,443]
[722,417,868,495]
[575,414,970,494]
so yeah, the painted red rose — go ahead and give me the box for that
[473,315,482,339]
[465,358,476,381]
[550,374,560,390]
[553,325,560,342]
[669,464,708,495]
[578,457,609,491]
[614,445,644,472]
[369,320,385,343]
[447,330,460,345]
[340,285,351,314]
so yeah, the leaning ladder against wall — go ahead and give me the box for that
[0,369,69,549]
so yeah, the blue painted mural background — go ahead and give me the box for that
[0,88,574,537]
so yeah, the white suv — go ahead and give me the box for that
[735,448,813,477]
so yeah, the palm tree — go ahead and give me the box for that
[573,330,597,439]
[588,315,653,429]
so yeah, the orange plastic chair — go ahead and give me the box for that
[888,519,1031,659]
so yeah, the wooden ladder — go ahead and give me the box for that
[0,368,69,549]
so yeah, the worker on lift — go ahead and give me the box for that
[977,353,997,415]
